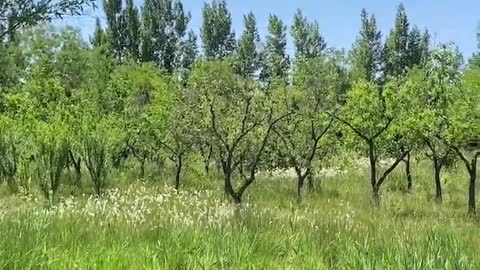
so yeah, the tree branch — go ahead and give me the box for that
[376,150,410,188]
[372,118,393,140]
[308,117,334,164]
[327,112,369,141]
[209,103,229,150]
[236,111,294,198]
[452,145,473,173]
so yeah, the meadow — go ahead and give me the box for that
[0,1,478,269]
[0,158,479,270]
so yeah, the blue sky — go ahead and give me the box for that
[65,0,480,59]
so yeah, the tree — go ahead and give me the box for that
[470,25,480,67]
[188,60,291,204]
[382,6,430,192]
[115,63,163,179]
[103,0,124,62]
[176,30,198,83]
[235,12,261,78]
[383,3,410,79]
[200,0,235,59]
[11,69,72,204]
[448,67,480,215]
[333,80,413,201]
[291,9,326,61]
[141,0,191,72]
[91,17,106,48]
[272,56,345,199]
[0,117,24,192]
[349,9,383,84]
[384,5,430,81]
[420,45,463,202]
[123,0,140,61]
[34,120,70,206]
[407,26,430,69]
[18,26,90,97]
[147,78,194,189]
[0,0,96,40]
[80,115,118,196]
[261,15,289,82]
[0,34,24,92]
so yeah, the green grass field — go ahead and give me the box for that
[0,160,479,269]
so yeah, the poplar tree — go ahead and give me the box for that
[469,26,480,67]
[349,9,383,84]
[261,15,289,82]
[123,0,140,61]
[291,9,326,61]
[384,3,410,79]
[235,12,261,78]
[103,0,124,63]
[200,0,235,59]
[91,17,105,48]
[141,0,191,72]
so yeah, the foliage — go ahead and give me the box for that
[33,118,70,205]
[291,9,326,60]
[349,9,383,84]
[261,15,290,82]
[200,0,235,60]
[235,12,261,78]
[272,56,346,197]
[80,115,120,196]
[0,117,23,192]
[188,60,290,203]
[0,0,95,40]
[142,0,192,71]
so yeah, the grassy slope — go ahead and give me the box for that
[0,160,479,269]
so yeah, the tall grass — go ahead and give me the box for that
[0,158,478,269]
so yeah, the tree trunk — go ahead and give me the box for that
[405,153,413,192]
[7,176,17,193]
[297,175,306,200]
[201,145,212,175]
[455,149,478,216]
[204,162,210,175]
[433,158,443,203]
[233,193,242,204]
[373,185,380,204]
[468,168,476,216]
[74,164,82,188]
[224,174,242,204]
[69,150,82,188]
[295,167,308,200]
[140,159,145,179]
[223,165,237,202]
[371,149,408,204]
[307,171,315,192]
[368,142,378,200]
[174,156,183,190]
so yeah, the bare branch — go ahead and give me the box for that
[327,112,369,141]
[372,118,393,140]
[236,111,294,198]
[376,150,410,188]
[209,103,229,150]
[452,145,473,173]
[308,117,334,164]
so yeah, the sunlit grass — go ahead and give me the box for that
[0,159,478,269]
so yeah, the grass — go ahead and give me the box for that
[0,159,479,269]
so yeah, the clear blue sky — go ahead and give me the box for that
[65,0,480,59]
